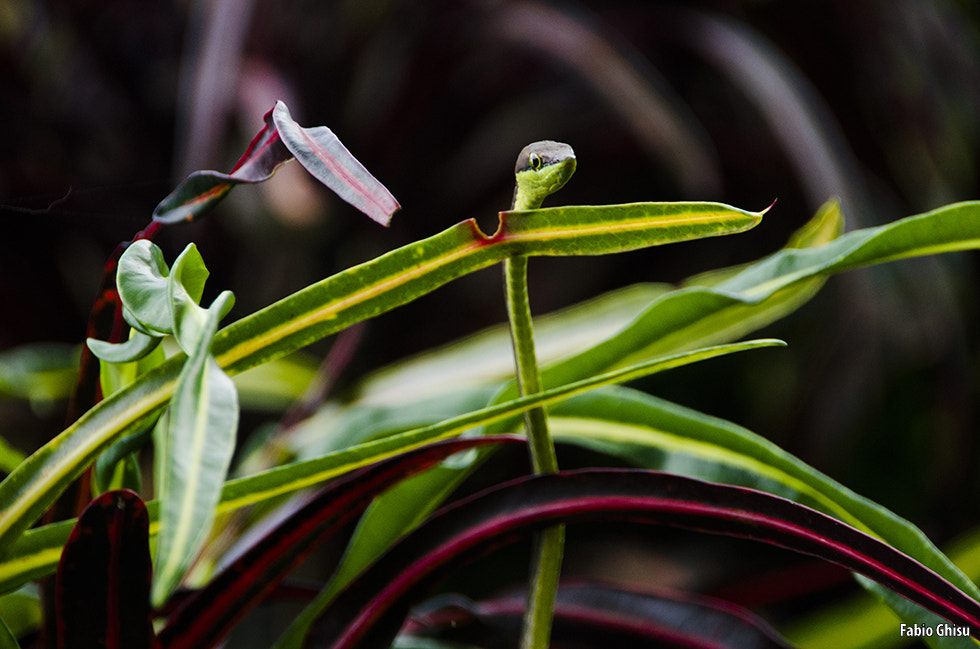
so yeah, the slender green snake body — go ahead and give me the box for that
[504,140,576,649]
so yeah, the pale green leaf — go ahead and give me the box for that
[151,303,239,606]
[116,239,173,335]
[87,330,161,364]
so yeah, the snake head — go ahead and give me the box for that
[513,140,577,210]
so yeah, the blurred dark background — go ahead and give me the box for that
[2,0,980,622]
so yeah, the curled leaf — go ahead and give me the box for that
[153,101,399,226]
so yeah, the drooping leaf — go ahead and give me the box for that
[152,101,400,226]
[402,584,796,649]
[156,435,524,649]
[55,490,152,649]
[150,103,293,224]
[310,470,980,649]
[87,330,161,364]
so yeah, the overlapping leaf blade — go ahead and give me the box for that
[310,470,980,649]
[303,200,980,648]
[0,200,764,559]
[157,436,524,649]
[0,341,781,595]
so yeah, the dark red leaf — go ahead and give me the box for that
[156,435,524,649]
[309,469,980,649]
[152,106,290,224]
[152,101,399,225]
[55,489,153,649]
[404,583,796,649]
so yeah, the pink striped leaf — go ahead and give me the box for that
[310,469,980,649]
[153,101,398,225]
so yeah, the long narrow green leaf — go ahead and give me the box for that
[210,201,762,377]
[351,200,839,412]
[0,201,761,557]
[152,292,239,606]
[547,387,979,593]
[545,200,979,386]
[544,387,980,649]
[0,340,780,594]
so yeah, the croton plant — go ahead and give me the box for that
[2,103,980,649]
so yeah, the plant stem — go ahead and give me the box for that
[503,254,564,649]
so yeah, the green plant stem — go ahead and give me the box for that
[504,256,558,473]
[503,254,564,649]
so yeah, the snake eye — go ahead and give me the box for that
[528,152,543,171]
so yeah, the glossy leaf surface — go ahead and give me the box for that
[312,470,980,649]
[55,490,152,649]
[0,200,763,560]
[312,200,980,648]
[0,341,779,595]
[152,101,400,226]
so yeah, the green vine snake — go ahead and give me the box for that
[504,140,576,649]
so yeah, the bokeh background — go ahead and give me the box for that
[2,0,980,643]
